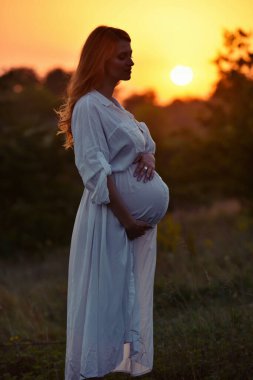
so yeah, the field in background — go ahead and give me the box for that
[1,200,253,379]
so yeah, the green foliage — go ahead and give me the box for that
[157,214,181,252]
[0,86,82,257]
[0,342,65,379]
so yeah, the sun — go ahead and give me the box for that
[170,65,193,86]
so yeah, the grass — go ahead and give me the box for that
[1,200,253,379]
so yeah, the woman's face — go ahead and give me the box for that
[105,39,134,82]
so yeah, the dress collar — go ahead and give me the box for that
[89,89,125,111]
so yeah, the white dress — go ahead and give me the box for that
[65,90,170,379]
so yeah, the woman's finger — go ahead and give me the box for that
[133,162,143,177]
[144,167,152,182]
[134,163,146,179]
[134,161,155,180]
[137,165,149,181]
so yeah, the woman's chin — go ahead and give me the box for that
[121,72,132,80]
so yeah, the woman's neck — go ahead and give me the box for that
[96,81,118,101]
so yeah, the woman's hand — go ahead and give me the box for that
[107,175,153,239]
[133,152,155,182]
[125,218,153,240]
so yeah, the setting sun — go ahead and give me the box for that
[170,65,193,86]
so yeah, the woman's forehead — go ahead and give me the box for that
[116,40,132,54]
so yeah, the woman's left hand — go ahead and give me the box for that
[133,152,155,182]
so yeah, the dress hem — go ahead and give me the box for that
[111,368,153,377]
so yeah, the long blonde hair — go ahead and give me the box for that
[55,25,131,149]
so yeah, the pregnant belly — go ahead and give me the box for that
[112,163,169,226]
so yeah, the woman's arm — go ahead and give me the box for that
[106,175,153,239]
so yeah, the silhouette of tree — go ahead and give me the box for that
[0,67,40,93]
[200,27,253,197]
[123,89,157,111]
[43,68,72,97]
[212,28,253,79]
[207,28,253,126]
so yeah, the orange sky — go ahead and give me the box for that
[1,0,253,105]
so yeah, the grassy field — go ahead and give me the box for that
[1,199,253,379]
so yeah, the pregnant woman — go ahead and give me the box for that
[56,25,169,379]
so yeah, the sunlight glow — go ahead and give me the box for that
[170,65,193,86]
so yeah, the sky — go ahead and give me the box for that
[1,0,253,105]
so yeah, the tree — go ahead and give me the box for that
[0,67,40,93]
[201,28,253,198]
[206,28,253,132]
[43,68,72,97]
[212,28,253,79]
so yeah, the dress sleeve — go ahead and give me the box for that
[71,97,112,205]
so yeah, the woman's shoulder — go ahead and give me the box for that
[75,91,98,108]
[73,92,103,119]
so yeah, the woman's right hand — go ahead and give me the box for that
[125,219,153,240]
[106,176,153,240]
